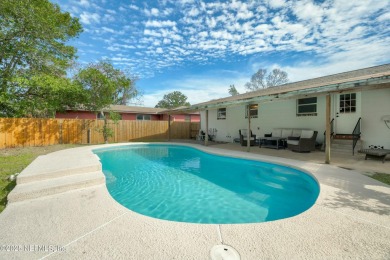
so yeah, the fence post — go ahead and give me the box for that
[168,115,171,141]
[59,120,63,144]
[87,128,91,144]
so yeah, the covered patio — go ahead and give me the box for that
[168,64,390,164]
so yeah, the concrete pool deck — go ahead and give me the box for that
[1,143,389,259]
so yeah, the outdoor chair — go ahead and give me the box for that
[196,130,212,141]
[239,129,256,146]
[287,130,318,152]
[196,130,205,141]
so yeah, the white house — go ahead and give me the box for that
[181,64,390,157]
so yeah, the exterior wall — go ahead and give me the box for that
[201,96,327,144]
[121,113,137,120]
[170,114,200,122]
[57,111,199,122]
[56,111,96,120]
[171,114,188,122]
[201,89,389,149]
[151,114,162,120]
[190,114,200,122]
[162,114,200,122]
[162,114,170,121]
[125,114,162,120]
[361,88,390,149]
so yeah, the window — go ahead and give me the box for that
[297,97,317,116]
[217,108,226,120]
[339,93,356,113]
[245,104,258,118]
[185,115,191,122]
[136,114,151,120]
[97,112,105,120]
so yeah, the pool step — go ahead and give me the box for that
[17,153,102,184]
[8,171,105,203]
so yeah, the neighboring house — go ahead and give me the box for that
[55,105,200,122]
[182,64,390,152]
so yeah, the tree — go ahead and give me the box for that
[74,61,139,143]
[228,84,239,96]
[245,68,289,91]
[0,0,83,117]
[155,91,190,109]
[1,74,86,118]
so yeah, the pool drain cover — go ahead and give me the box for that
[210,245,240,260]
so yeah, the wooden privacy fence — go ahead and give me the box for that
[0,118,200,149]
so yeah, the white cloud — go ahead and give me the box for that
[80,12,101,25]
[188,7,200,17]
[78,0,90,8]
[206,17,217,28]
[268,0,286,9]
[293,0,324,24]
[144,29,162,37]
[210,30,235,40]
[145,20,176,27]
[101,27,115,33]
[163,38,172,44]
[377,12,390,21]
[144,8,160,17]
[128,5,139,11]
[198,31,208,38]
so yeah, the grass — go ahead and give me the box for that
[0,144,82,213]
[369,173,390,185]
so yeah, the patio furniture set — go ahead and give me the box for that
[239,128,318,153]
[239,128,389,162]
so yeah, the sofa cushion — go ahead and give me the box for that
[292,129,302,137]
[287,140,299,145]
[272,129,282,137]
[301,130,314,139]
[281,129,292,138]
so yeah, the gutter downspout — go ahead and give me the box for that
[205,110,209,146]
[325,94,331,164]
[247,105,251,152]
[168,115,171,141]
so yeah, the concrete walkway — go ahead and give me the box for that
[0,143,389,259]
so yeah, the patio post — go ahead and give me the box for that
[325,94,331,164]
[168,115,171,141]
[205,110,209,146]
[247,105,251,152]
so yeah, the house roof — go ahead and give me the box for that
[105,105,165,114]
[104,105,199,115]
[172,64,390,112]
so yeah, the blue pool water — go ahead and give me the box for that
[94,144,319,224]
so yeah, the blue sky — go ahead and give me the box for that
[53,0,390,107]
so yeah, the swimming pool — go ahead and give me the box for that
[94,144,319,224]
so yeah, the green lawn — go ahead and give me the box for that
[0,145,82,213]
[369,173,390,185]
